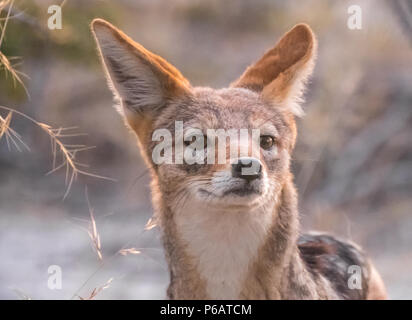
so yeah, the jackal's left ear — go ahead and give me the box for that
[231,24,317,116]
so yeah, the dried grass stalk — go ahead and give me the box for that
[119,248,141,256]
[78,278,113,300]
[86,188,103,261]
[0,0,114,197]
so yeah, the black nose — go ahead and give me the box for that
[232,157,262,181]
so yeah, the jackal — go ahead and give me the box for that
[92,19,386,300]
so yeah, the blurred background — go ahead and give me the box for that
[0,0,411,299]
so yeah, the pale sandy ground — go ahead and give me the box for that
[0,208,168,300]
[1,202,411,299]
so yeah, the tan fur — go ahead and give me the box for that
[367,264,387,300]
[92,19,386,300]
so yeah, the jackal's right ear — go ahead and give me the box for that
[231,24,317,117]
[91,19,191,141]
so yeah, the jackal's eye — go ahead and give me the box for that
[260,135,275,150]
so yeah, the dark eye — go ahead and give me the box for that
[260,135,275,150]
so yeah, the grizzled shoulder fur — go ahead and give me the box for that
[298,233,370,300]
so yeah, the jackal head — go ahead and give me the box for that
[92,19,317,211]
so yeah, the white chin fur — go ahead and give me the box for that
[174,185,276,299]
[194,170,270,207]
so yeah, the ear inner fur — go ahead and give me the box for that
[91,19,192,150]
[231,23,317,108]
[91,19,191,115]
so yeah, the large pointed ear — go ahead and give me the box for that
[91,19,191,143]
[231,24,317,116]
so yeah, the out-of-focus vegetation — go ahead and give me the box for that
[0,0,411,299]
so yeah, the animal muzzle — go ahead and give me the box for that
[231,157,262,182]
